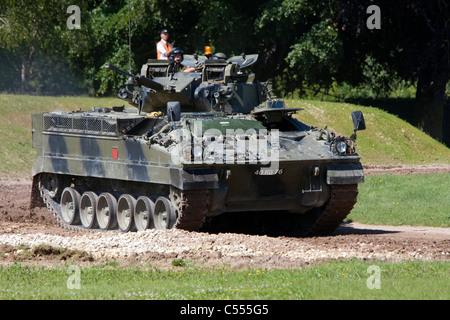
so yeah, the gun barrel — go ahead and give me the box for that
[103,63,137,79]
[136,76,164,91]
[104,63,164,91]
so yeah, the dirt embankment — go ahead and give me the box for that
[0,164,448,268]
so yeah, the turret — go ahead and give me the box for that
[106,51,267,115]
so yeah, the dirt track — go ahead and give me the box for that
[0,164,449,269]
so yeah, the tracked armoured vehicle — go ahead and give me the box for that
[30,51,366,236]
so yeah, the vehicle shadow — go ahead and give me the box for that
[202,213,401,238]
[333,222,400,236]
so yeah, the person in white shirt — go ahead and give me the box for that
[156,29,173,60]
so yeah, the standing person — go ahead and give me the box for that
[156,29,173,60]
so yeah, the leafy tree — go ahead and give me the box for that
[89,0,269,94]
[336,0,449,142]
[0,1,69,93]
[0,0,447,143]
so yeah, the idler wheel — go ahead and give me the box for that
[117,194,137,232]
[60,187,81,225]
[39,173,66,201]
[80,191,99,229]
[97,192,118,230]
[134,196,155,231]
[153,196,176,230]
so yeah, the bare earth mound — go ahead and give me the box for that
[0,164,448,269]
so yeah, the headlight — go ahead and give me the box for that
[193,145,203,159]
[336,141,347,155]
[331,136,355,156]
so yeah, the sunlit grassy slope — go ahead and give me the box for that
[0,94,448,178]
[0,94,117,178]
[288,99,449,166]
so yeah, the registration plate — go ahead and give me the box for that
[254,168,284,176]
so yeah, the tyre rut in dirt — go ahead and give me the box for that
[134,196,155,231]
[97,192,118,230]
[154,196,176,230]
[117,194,137,232]
[60,187,81,225]
[80,191,99,229]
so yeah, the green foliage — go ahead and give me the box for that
[287,20,343,92]
[0,1,65,52]
[171,259,186,267]
[0,1,448,144]
[0,0,93,94]
[0,0,447,100]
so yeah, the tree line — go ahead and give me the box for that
[0,0,448,143]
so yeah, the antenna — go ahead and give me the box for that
[128,0,132,73]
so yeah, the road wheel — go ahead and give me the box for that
[134,196,155,231]
[80,191,99,229]
[117,194,136,232]
[153,196,176,230]
[97,192,118,230]
[60,187,81,225]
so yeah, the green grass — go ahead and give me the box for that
[0,260,448,300]
[0,94,449,177]
[349,173,450,227]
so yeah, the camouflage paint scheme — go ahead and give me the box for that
[30,52,365,235]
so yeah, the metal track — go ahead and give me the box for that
[201,184,359,237]
[172,189,210,231]
[33,173,357,236]
[304,184,358,236]
[33,174,211,233]
[36,177,97,233]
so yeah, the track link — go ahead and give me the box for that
[32,174,211,233]
[34,176,96,232]
[172,189,210,231]
[32,173,358,236]
[304,184,358,236]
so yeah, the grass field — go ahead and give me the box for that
[349,173,450,227]
[0,94,117,177]
[0,260,448,300]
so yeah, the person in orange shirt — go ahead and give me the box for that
[156,29,173,60]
